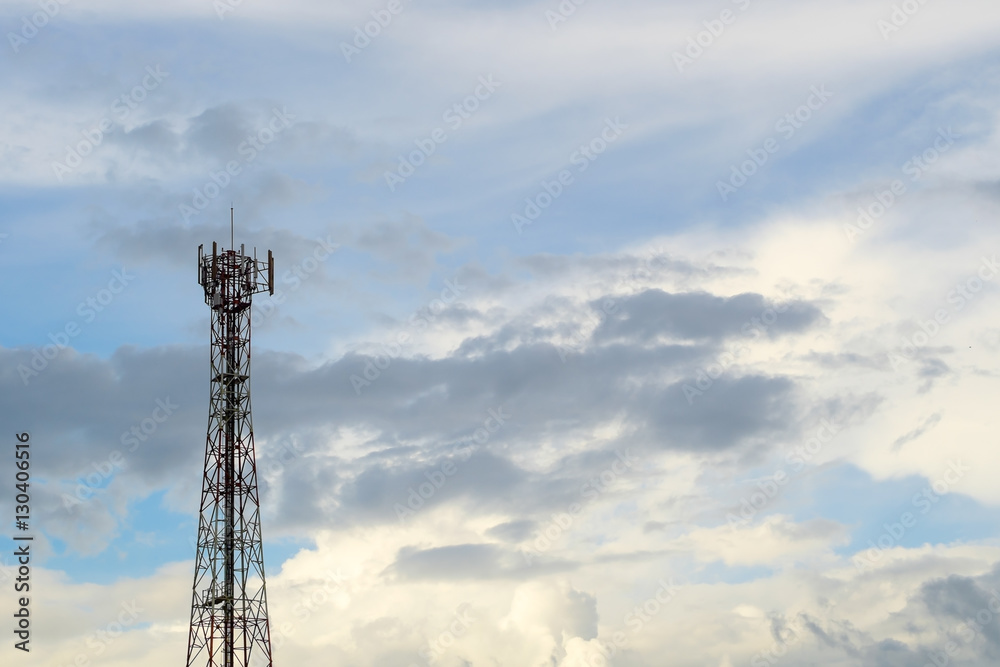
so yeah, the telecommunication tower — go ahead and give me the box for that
[187,213,275,667]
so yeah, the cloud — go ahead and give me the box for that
[592,289,825,344]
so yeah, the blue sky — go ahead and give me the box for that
[3,1,1000,665]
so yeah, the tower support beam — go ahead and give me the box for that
[188,239,275,667]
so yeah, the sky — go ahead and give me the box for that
[2,0,1000,665]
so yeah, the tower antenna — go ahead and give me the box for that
[189,226,276,667]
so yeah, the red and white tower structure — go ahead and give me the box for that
[187,223,275,667]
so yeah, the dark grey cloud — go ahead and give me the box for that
[386,543,575,581]
[513,250,747,287]
[0,344,206,554]
[486,519,537,543]
[801,563,1000,666]
[93,218,342,272]
[917,358,951,394]
[0,253,842,561]
[592,289,826,344]
[891,412,943,452]
[805,351,888,371]
[270,450,531,535]
[798,614,864,658]
[636,374,799,452]
[0,310,817,555]
[921,570,1000,658]
[858,639,927,667]
[184,105,263,162]
[104,102,358,170]
[0,345,205,483]
[0,325,744,552]
[92,212,457,308]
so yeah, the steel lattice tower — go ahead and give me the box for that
[187,229,275,667]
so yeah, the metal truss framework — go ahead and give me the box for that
[187,240,275,667]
